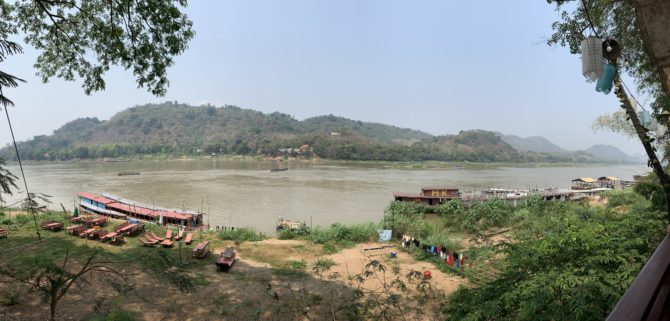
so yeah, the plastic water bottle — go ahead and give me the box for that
[596,63,616,94]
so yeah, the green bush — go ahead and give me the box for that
[88,308,140,321]
[277,224,310,240]
[632,182,666,212]
[443,190,665,321]
[307,223,378,245]
[0,290,20,306]
[218,227,266,242]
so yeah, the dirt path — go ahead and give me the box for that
[326,243,466,294]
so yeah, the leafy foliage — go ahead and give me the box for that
[0,156,17,202]
[7,0,194,96]
[307,223,379,247]
[442,190,665,321]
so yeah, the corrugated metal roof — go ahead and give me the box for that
[572,177,597,183]
[78,192,116,204]
[420,186,459,191]
[393,192,457,199]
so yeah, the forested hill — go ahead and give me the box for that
[0,102,613,163]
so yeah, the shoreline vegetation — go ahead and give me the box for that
[1,184,665,320]
[3,154,629,170]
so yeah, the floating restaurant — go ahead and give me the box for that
[392,186,461,206]
[77,192,205,227]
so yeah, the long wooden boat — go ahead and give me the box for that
[270,167,288,172]
[77,192,205,228]
[117,171,140,176]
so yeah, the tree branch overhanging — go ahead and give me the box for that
[615,73,670,224]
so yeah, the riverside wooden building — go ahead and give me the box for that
[392,186,461,206]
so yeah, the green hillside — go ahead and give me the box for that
[0,102,610,163]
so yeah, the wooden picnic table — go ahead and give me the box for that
[80,228,96,237]
[101,232,117,241]
[119,223,137,233]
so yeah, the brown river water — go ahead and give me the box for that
[3,160,648,233]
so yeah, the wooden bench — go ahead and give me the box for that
[44,222,64,231]
[192,241,209,258]
[79,228,96,238]
[139,237,157,247]
[114,222,130,232]
[110,234,124,245]
[184,232,193,245]
[101,232,118,242]
[150,232,164,241]
[165,229,173,240]
[175,230,184,241]
[145,234,160,243]
[66,225,86,236]
[88,229,108,240]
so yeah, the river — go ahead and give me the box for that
[2,160,648,233]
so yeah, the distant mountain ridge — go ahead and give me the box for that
[584,144,640,163]
[0,102,640,163]
[496,133,642,164]
[496,133,569,154]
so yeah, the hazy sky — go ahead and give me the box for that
[0,0,648,154]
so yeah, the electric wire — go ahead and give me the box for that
[2,96,41,240]
[581,0,601,38]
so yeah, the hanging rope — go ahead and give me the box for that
[1,96,41,240]
[620,79,650,113]
[581,0,601,38]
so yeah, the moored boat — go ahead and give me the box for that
[117,171,140,176]
[276,218,303,230]
[77,192,205,228]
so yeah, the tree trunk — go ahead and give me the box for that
[614,76,670,224]
[49,293,57,321]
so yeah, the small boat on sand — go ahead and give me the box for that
[216,246,237,272]
[270,167,288,172]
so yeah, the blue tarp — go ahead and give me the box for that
[378,230,392,242]
[128,218,140,224]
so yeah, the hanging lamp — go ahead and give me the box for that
[582,36,604,82]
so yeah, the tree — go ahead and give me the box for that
[4,0,194,96]
[547,0,670,225]
[0,0,194,204]
[0,249,130,321]
[0,156,17,202]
